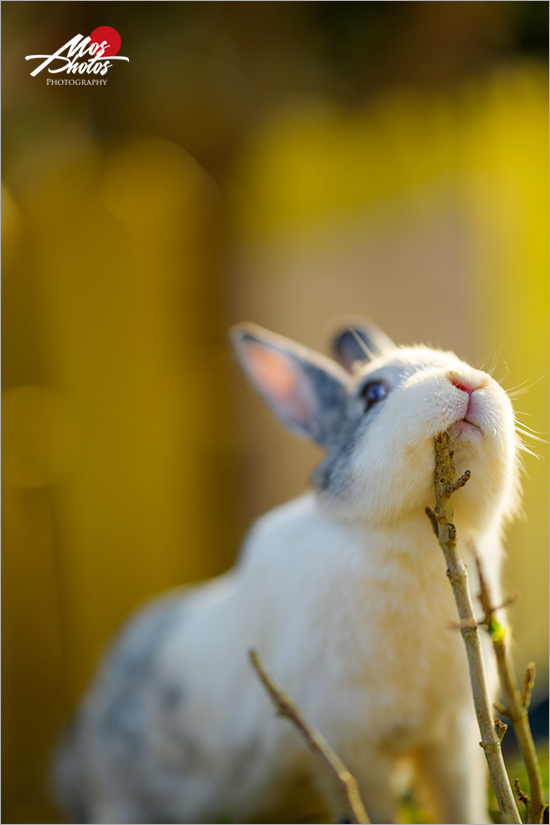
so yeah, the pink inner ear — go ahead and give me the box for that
[246,343,300,402]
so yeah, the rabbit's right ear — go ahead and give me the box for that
[230,324,350,449]
[331,318,395,373]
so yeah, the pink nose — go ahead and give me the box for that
[448,376,483,395]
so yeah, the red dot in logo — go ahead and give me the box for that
[89,26,121,57]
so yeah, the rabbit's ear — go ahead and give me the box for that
[230,324,350,449]
[331,319,395,373]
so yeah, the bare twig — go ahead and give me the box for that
[426,432,521,824]
[473,551,545,824]
[249,649,371,824]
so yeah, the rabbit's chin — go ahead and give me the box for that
[447,419,484,441]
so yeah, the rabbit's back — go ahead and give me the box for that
[52,591,189,821]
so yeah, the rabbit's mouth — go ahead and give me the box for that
[448,418,483,439]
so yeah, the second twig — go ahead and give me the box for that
[249,649,370,824]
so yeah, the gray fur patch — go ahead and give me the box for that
[99,595,186,744]
[313,400,385,498]
[161,682,185,711]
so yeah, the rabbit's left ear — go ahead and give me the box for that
[230,324,350,449]
[331,319,395,373]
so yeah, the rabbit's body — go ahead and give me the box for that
[54,330,520,824]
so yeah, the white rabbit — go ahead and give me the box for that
[53,319,522,825]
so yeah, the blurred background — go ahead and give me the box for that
[2,2,548,822]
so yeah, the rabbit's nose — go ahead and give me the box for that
[447,371,488,395]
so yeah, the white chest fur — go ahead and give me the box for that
[158,493,496,790]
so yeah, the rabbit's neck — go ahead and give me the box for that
[242,492,503,625]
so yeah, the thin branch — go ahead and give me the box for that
[472,550,545,824]
[249,649,371,825]
[426,432,521,825]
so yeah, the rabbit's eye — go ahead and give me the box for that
[360,380,388,411]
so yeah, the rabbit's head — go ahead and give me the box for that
[231,321,521,532]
